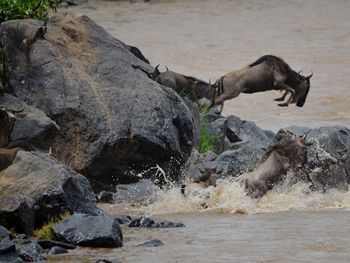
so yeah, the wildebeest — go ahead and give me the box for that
[237,135,312,198]
[134,64,218,109]
[214,55,313,107]
[181,168,219,196]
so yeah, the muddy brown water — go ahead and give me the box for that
[52,0,350,262]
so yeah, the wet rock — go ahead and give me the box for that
[37,240,76,250]
[97,191,114,203]
[17,242,45,262]
[0,94,59,151]
[114,179,158,204]
[0,151,99,234]
[137,239,164,247]
[52,213,123,248]
[95,260,122,263]
[0,237,15,255]
[47,246,67,255]
[1,15,195,190]
[0,225,11,240]
[129,217,185,228]
[112,215,132,225]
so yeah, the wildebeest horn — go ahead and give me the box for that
[165,65,169,71]
[306,72,313,80]
[298,70,303,74]
[155,64,160,70]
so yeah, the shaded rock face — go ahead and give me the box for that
[1,14,196,189]
[17,242,45,262]
[52,213,123,248]
[0,151,99,234]
[0,94,59,152]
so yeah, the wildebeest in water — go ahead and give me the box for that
[237,135,312,198]
[214,55,313,107]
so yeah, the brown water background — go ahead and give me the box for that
[53,1,350,262]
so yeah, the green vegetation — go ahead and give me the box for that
[199,115,221,154]
[0,0,65,23]
[33,211,71,239]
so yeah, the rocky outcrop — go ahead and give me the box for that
[0,151,99,234]
[0,14,197,190]
[52,213,123,248]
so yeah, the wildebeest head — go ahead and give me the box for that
[191,79,217,107]
[272,135,312,167]
[0,108,16,148]
[296,73,313,107]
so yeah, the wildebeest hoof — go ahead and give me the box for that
[274,97,284,101]
[278,103,288,107]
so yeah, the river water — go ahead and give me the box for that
[53,0,350,262]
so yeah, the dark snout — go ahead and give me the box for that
[296,84,310,107]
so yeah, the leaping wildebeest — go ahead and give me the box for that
[214,55,313,107]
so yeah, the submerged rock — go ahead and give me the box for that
[137,239,164,247]
[1,14,196,190]
[47,246,68,255]
[52,213,123,248]
[37,240,76,250]
[0,151,99,234]
[129,217,185,228]
[95,260,122,263]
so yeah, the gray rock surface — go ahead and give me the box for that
[52,213,123,248]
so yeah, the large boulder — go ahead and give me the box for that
[0,151,99,234]
[52,213,123,248]
[0,14,196,189]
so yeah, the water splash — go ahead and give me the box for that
[138,177,350,215]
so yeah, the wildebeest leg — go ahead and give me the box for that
[214,93,236,105]
[278,92,294,107]
[274,90,289,101]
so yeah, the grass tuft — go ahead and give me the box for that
[33,211,72,240]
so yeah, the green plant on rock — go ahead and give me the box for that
[0,0,65,23]
[199,114,221,154]
[33,211,71,240]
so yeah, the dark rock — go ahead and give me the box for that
[0,151,99,234]
[95,260,122,263]
[1,15,195,190]
[137,239,164,247]
[0,225,11,240]
[0,94,59,151]
[47,246,67,255]
[0,195,35,235]
[129,217,185,228]
[114,179,158,204]
[97,191,114,204]
[0,252,24,263]
[52,213,123,248]
[0,237,15,255]
[37,240,76,250]
[112,215,132,225]
[17,242,45,262]
[223,115,274,152]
